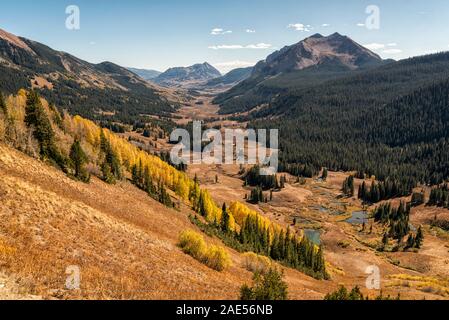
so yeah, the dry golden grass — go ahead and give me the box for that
[0,143,249,300]
[386,274,449,297]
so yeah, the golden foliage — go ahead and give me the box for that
[178,230,231,271]
[242,252,273,273]
[228,202,282,242]
[0,239,16,257]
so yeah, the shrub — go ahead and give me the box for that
[240,268,288,300]
[178,230,207,259]
[178,230,231,272]
[243,252,273,273]
[205,245,232,272]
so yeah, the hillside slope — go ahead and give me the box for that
[0,143,248,299]
[0,28,174,123]
[0,142,343,300]
[214,33,387,114]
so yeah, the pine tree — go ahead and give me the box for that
[24,90,67,171]
[99,130,122,184]
[69,139,90,182]
[406,233,415,249]
[382,233,389,248]
[322,168,328,181]
[414,226,424,249]
[221,203,231,233]
[240,269,288,301]
[342,176,355,196]
[0,92,7,115]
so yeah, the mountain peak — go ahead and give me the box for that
[329,32,344,38]
[309,33,324,39]
[254,33,383,76]
[154,62,221,88]
[0,28,34,53]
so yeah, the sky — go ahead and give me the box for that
[1,0,448,74]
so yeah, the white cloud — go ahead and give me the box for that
[213,60,255,74]
[208,43,272,50]
[364,43,386,50]
[321,24,330,27]
[246,29,256,33]
[211,28,232,35]
[356,23,365,27]
[387,43,398,47]
[287,23,311,32]
[383,49,403,54]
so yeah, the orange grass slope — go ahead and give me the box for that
[0,90,247,299]
[0,142,251,300]
[0,90,329,300]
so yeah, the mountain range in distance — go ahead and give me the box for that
[127,67,162,80]
[0,28,175,123]
[129,63,255,92]
[152,62,222,88]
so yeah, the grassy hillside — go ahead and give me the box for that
[0,89,330,299]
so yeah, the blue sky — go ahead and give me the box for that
[1,0,448,73]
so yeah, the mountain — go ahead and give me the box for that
[127,67,162,80]
[0,28,173,123]
[214,33,387,114]
[205,66,253,88]
[248,51,449,187]
[253,33,382,77]
[154,62,221,88]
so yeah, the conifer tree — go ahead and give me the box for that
[24,90,67,171]
[0,92,7,115]
[406,233,415,249]
[240,269,288,301]
[322,168,328,181]
[99,130,122,184]
[342,176,355,196]
[414,226,424,249]
[69,139,90,182]
[221,203,231,233]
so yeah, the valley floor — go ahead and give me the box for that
[179,97,449,300]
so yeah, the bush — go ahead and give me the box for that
[240,268,288,300]
[243,252,273,273]
[178,230,231,272]
[205,245,232,272]
[178,230,207,259]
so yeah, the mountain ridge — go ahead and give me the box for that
[214,33,388,114]
[0,27,174,123]
[154,62,222,88]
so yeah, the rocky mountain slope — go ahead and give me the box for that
[154,62,221,88]
[0,28,173,123]
[214,33,388,114]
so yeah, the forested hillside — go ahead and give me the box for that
[0,29,174,124]
[247,52,449,190]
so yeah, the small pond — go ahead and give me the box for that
[345,211,368,225]
[304,229,321,245]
